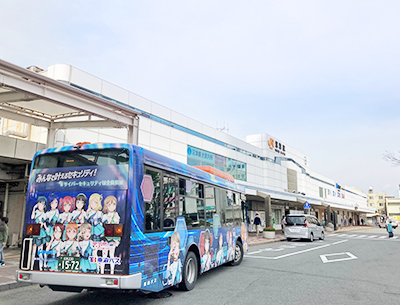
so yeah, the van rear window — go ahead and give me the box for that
[286,216,305,225]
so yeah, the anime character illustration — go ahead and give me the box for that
[200,229,212,272]
[30,196,50,270]
[77,223,97,273]
[241,222,248,252]
[71,193,87,224]
[58,196,76,240]
[215,232,225,266]
[61,222,79,257]
[226,228,235,262]
[44,223,64,271]
[166,231,182,286]
[85,193,104,242]
[45,193,60,237]
[101,195,120,274]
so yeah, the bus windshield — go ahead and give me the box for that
[33,148,129,169]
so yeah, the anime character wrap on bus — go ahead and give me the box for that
[25,162,128,275]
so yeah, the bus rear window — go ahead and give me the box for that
[33,148,129,169]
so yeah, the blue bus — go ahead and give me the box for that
[17,143,248,292]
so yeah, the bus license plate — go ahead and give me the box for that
[58,256,80,272]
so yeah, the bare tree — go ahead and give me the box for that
[383,150,400,166]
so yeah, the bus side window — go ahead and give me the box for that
[232,192,242,226]
[205,185,216,227]
[145,169,162,231]
[215,188,228,227]
[178,179,205,228]
[163,175,177,230]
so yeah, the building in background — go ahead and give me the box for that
[385,185,400,223]
[367,187,387,216]
[0,60,375,244]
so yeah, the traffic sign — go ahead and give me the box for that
[304,202,311,209]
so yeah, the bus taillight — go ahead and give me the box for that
[25,223,41,236]
[104,224,123,237]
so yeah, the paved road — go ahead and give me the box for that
[1,227,398,305]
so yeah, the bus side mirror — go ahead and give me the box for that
[167,236,171,246]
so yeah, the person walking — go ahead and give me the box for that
[0,217,9,266]
[387,220,394,238]
[254,213,261,236]
[0,212,6,232]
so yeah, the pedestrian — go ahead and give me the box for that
[0,211,6,232]
[281,215,286,233]
[387,220,394,238]
[254,213,261,236]
[0,217,9,266]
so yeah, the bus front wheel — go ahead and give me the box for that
[229,240,243,266]
[179,251,198,291]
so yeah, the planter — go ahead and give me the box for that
[263,231,275,239]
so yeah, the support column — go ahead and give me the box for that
[47,120,56,148]
[265,194,272,228]
[127,116,139,144]
[3,182,9,217]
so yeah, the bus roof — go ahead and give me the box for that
[33,143,245,194]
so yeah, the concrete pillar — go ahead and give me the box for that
[47,121,56,148]
[3,182,9,217]
[265,194,272,228]
[127,116,139,144]
[326,205,331,226]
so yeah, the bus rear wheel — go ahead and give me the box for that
[229,240,243,266]
[179,251,198,291]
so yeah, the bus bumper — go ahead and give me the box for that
[16,270,142,290]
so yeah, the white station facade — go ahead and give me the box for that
[0,60,374,243]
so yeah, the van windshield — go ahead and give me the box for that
[286,216,305,225]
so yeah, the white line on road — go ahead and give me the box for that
[332,239,348,245]
[245,240,348,260]
[368,235,378,238]
[320,252,358,263]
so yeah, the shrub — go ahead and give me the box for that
[263,226,275,232]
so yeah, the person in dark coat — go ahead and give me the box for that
[254,213,261,236]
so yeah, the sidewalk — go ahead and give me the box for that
[0,225,372,292]
[0,247,31,291]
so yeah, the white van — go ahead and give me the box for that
[284,214,325,242]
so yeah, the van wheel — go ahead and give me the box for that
[179,251,198,291]
[286,238,292,241]
[229,240,243,266]
[309,233,314,242]
[319,232,325,240]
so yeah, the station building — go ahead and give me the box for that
[0,60,374,245]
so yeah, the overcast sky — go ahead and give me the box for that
[1,1,399,196]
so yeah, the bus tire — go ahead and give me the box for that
[229,240,243,266]
[179,251,198,291]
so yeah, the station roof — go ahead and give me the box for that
[0,59,140,131]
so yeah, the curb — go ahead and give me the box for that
[0,281,32,292]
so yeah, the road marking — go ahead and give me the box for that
[332,239,348,245]
[347,234,357,237]
[379,236,387,239]
[368,235,378,238]
[280,245,296,248]
[320,252,358,263]
[357,235,367,238]
[245,241,348,260]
